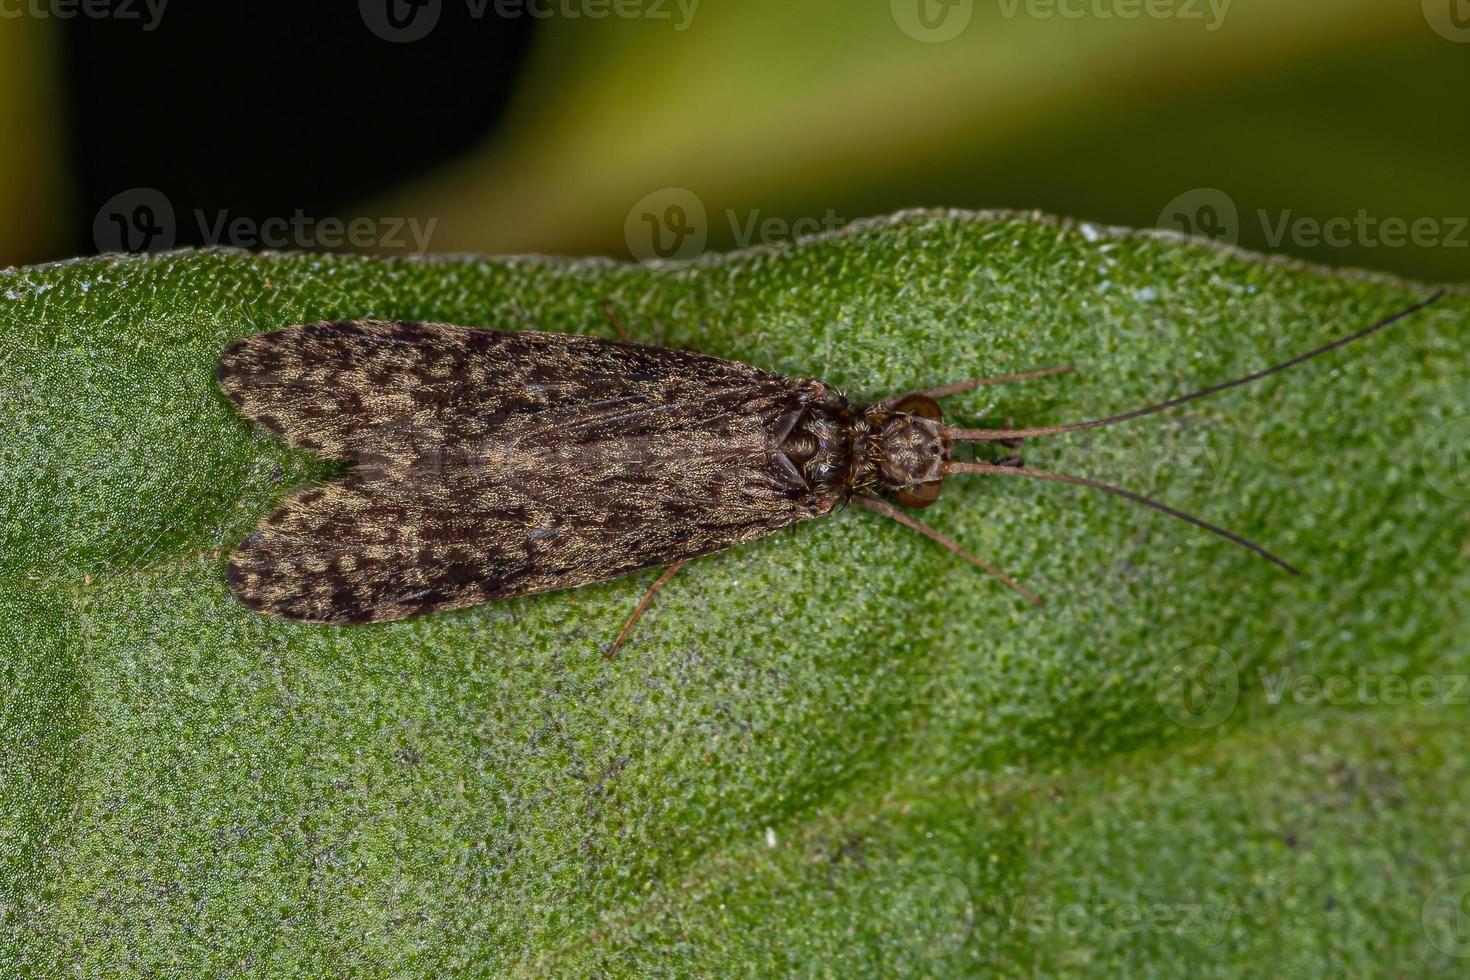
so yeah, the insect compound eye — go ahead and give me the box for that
[893,479,942,509]
[890,394,943,422]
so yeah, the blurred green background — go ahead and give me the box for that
[1,0,1466,280]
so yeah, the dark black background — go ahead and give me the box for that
[61,1,533,255]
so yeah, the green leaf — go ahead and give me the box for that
[3,212,1467,976]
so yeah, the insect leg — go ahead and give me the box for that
[993,417,1025,452]
[606,560,688,659]
[883,364,1075,406]
[852,495,1042,606]
[600,299,634,343]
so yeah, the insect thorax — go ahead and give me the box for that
[771,390,951,505]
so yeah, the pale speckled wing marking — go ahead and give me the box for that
[215,320,793,473]
[219,321,832,623]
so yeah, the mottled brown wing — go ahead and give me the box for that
[216,320,794,473]
[219,321,829,623]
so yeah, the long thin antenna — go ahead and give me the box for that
[885,364,1076,406]
[948,291,1445,442]
[949,462,1300,575]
